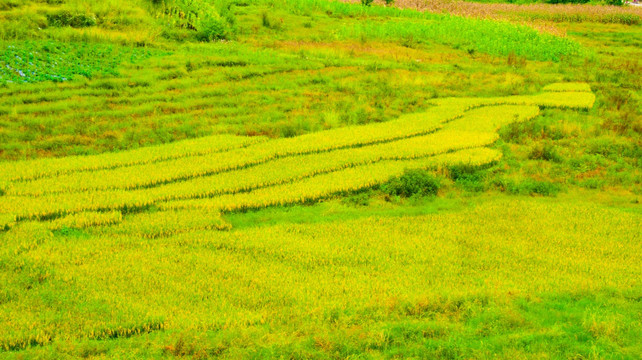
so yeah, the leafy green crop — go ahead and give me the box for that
[0,41,156,85]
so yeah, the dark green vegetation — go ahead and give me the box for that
[0,0,640,358]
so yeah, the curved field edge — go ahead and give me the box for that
[0,197,640,357]
[0,87,594,225]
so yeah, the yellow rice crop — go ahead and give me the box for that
[0,86,594,227]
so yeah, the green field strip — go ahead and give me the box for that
[0,134,268,182]
[2,88,126,107]
[0,79,100,98]
[3,80,319,124]
[0,74,203,107]
[0,73,241,110]
[1,62,359,107]
[0,60,328,108]
[1,65,351,119]
[7,97,107,116]
[160,147,502,213]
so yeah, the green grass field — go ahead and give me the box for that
[0,0,640,358]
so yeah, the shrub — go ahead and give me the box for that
[528,142,563,162]
[507,53,526,68]
[196,15,230,41]
[599,88,641,135]
[579,178,606,190]
[262,11,272,28]
[519,180,561,196]
[492,176,562,196]
[261,11,283,30]
[361,0,374,6]
[447,164,487,192]
[46,11,97,28]
[381,169,441,198]
[343,191,372,207]
[157,0,235,41]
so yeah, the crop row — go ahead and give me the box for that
[0,134,266,182]
[0,147,500,223]
[432,90,595,111]
[160,148,502,213]
[2,81,591,133]
[7,104,538,196]
[1,63,321,116]
[3,104,454,191]
[3,88,587,188]
[542,82,592,93]
[7,130,494,196]
[46,211,123,231]
[443,104,539,133]
[0,131,495,219]
[0,88,592,225]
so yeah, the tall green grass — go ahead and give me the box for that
[336,17,583,61]
[256,0,584,61]
[0,41,156,85]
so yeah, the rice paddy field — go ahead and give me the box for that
[0,0,640,359]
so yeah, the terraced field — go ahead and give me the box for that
[0,85,595,232]
[1,0,640,358]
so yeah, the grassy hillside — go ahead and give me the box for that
[0,0,640,358]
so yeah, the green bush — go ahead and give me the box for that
[449,164,487,192]
[381,169,441,198]
[156,0,235,41]
[579,178,606,190]
[493,177,562,196]
[361,0,374,6]
[528,142,563,163]
[343,191,372,207]
[0,0,22,11]
[46,11,97,28]
[261,11,283,30]
[497,179,561,196]
[519,180,561,196]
